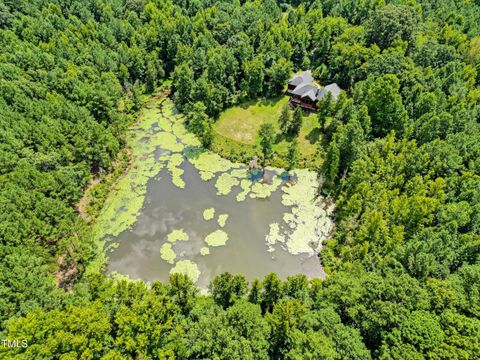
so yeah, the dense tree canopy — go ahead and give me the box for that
[1,0,479,358]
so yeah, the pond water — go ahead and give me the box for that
[107,160,326,288]
[100,97,333,288]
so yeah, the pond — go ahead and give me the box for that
[94,96,334,288]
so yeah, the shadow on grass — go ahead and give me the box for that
[238,96,286,110]
[274,129,298,145]
[306,127,322,144]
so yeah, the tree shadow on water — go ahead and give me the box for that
[184,145,205,160]
[247,168,263,182]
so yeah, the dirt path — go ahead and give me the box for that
[76,177,100,221]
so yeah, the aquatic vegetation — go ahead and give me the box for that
[203,207,215,221]
[215,173,240,195]
[217,214,229,228]
[157,115,173,132]
[171,117,201,147]
[265,223,285,248]
[189,152,236,181]
[200,247,210,256]
[205,229,229,247]
[160,243,176,264]
[156,131,184,152]
[88,104,185,274]
[167,153,185,188]
[250,176,283,199]
[167,229,189,243]
[171,119,187,138]
[93,120,168,241]
[184,145,205,160]
[280,169,334,255]
[170,260,200,282]
[230,168,248,178]
[236,179,252,202]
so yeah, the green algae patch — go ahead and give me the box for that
[280,169,334,255]
[203,207,215,221]
[92,114,169,240]
[236,179,252,202]
[157,131,184,152]
[189,152,236,181]
[217,214,229,228]
[230,168,248,178]
[200,247,210,256]
[171,118,201,147]
[215,173,240,195]
[160,243,176,264]
[170,260,201,283]
[205,229,229,247]
[167,153,185,188]
[250,176,283,199]
[157,115,173,132]
[265,223,285,251]
[167,229,189,243]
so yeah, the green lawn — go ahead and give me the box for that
[212,96,323,169]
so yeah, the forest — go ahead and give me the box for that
[0,0,479,358]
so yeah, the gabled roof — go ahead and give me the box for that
[288,70,313,87]
[316,83,342,101]
[303,89,318,101]
[292,83,316,97]
[288,70,343,104]
[324,83,342,100]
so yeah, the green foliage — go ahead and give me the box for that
[289,106,303,136]
[259,123,275,167]
[210,273,248,309]
[187,102,214,148]
[286,139,299,172]
[279,103,291,133]
[366,4,420,49]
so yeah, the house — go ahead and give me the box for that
[287,70,342,111]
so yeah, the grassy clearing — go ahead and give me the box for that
[212,96,323,169]
[215,96,289,144]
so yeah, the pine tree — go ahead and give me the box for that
[259,123,275,168]
[279,103,291,134]
[286,139,299,173]
[290,107,303,136]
